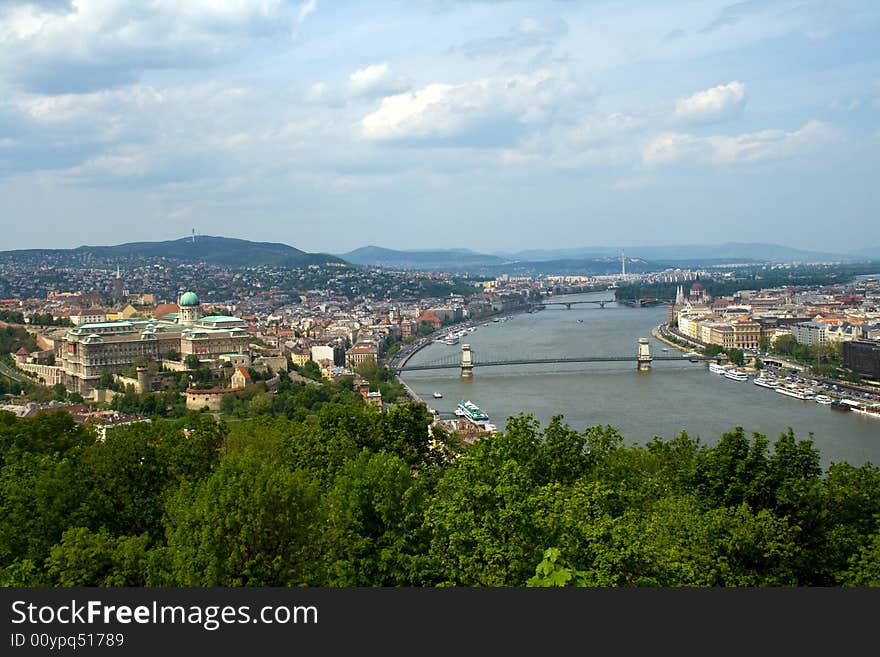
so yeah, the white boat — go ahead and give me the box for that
[753,376,778,389]
[724,370,749,382]
[708,363,728,375]
[456,399,491,425]
[850,403,880,418]
[814,395,833,405]
[442,336,459,346]
[432,392,443,399]
[775,386,815,400]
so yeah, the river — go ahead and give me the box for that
[401,291,880,469]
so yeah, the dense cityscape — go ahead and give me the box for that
[1,238,879,427]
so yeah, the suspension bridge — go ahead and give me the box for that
[396,339,711,378]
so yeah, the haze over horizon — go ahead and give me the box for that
[1,1,878,253]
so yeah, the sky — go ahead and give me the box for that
[1,0,878,255]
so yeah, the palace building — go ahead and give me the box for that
[58,291,250,395]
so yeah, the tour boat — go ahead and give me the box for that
[831,399,852,412]
[456,400,491,425]
[850,403,880,418]
[814,395,833,405]
[724,370,749,382]
[775,386,815,401]
[432,392,443,399]
[708,363,728,375]
[753,376,778,389]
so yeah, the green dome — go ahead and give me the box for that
[179,291,199,307]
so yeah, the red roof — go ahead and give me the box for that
[235,366,251,378]
[15,347,29,355]
[152,303,179,319]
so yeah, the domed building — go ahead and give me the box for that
[57,289,250,396]
[178,290,202,326]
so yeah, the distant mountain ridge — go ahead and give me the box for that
[339,241,873,273]
[494,242,847,263]
[0,236,348,268]
[341,245,506,269]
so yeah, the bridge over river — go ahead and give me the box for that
[397,339,711,378]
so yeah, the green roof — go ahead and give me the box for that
[197,315,243,323]
[179,291,199,307]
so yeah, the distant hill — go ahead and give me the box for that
[340,246,506,270]
[497,242,845,263]
[0,236,349,268]
[848,246,880,261]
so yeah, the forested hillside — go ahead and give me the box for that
[1,397,878,587]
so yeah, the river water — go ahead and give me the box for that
[401,291,880,469]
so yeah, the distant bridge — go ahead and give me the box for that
[534,299,613,310]
[397,340,711,378]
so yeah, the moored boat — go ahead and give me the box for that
[831,399,852,411]
[753,376,778,389]
[456,399,491,425]
[708,362,728,375]
[851,403,880,418]
[724,370,749,381]
[775,386,815,401]
[814,395,833,405]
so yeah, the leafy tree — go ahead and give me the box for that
[163,452,323,586]
[322,451,433,586]
[45,527,151,586]
[527,547,588,587]
[727,348,745,367]
[840,519,880,586]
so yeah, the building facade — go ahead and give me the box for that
[57,291,250,395]
[843,340,880,381]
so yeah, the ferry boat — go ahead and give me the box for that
[432,392,443,399]
[456,400,491,425]
[708,363,729,375]
[724,370,749,382]
[814,395,833,405]
[753,376,778,389]
[775,386,815,401]
[851,403,880,418]
[831,399,852,412]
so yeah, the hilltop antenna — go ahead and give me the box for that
[621,250,626,277]
[191,228,196,244]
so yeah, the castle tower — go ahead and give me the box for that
[178,291,202,326]
[136,364,151,393]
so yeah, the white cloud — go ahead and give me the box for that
[642,132,706,166]
[347,63,409,97]
[0,0,317,93]
[643,120,835,166]
[297,0,317,24]
[673,81,747,124]
[359,70,584,142]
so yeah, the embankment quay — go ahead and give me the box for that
[654,322,880,401]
